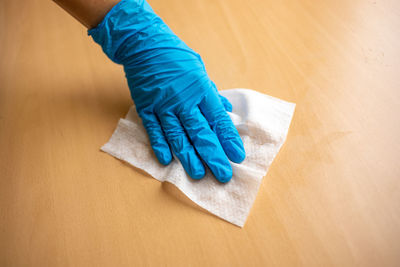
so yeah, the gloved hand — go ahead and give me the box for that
[88,0,245,182]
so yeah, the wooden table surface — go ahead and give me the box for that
[1,0,399,266]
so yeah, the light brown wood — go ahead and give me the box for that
[1,0,399,266]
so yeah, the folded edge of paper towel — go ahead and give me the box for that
[101,88,295,227]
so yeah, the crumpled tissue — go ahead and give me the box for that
[101,88,295,227]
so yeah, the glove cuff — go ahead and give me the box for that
[88,0,192,64]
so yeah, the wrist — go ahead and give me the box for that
[88,0,194,64]
[53,0,121,29]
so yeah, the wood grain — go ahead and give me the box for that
[1,0,399,266]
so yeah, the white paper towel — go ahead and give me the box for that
[101,88,295,227]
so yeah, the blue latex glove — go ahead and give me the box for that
[88,0,245,182]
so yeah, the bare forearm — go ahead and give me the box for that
[53,0,121,28]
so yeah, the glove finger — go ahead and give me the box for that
[199,91,246,163]
[218,94,233,112]
[211,81,232,112]
[140,112,172,165]
[159,112,205,179]
[179,107,232,183]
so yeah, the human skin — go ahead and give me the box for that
[53,0,121,28]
